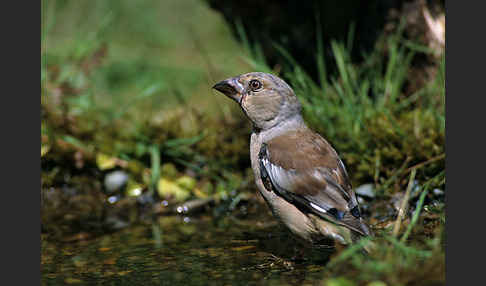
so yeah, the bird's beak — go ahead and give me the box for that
[212,77,244,104]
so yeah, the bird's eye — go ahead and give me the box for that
[249,79,263,91]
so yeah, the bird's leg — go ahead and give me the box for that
[253,254,295,271]
[306,239,336,263]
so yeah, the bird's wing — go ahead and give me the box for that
[259,128,370,236]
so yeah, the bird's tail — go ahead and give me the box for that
[350,220,376,254]
[310,213,376,253]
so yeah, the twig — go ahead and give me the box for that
[392,169,417,237]
[402,153,445,175]
[382,156,411,191]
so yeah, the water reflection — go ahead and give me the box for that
[42,212,331,285]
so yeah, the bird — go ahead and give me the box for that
[213,72,373,253]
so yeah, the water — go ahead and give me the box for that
[41,211,333,285]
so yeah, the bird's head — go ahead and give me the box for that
[213,72,302,130]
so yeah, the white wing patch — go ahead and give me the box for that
[310,202,327,214]
[262,159,295,192]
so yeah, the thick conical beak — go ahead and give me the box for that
[212,77,244,103]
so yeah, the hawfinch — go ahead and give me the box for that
[213,72,372,249]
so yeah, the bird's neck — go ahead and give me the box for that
[254,113,307,142]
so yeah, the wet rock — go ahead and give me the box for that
[433,188,444,196]
[355,183,376,198]
[107,195,121,204]
[104,170,128,193]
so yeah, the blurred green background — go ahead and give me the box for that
[41,0,445,285]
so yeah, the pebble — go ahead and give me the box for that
[433,188,444,196]
[355,183,376,198]
[104,171,128,193]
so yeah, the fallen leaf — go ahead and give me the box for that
[96,153,117,170]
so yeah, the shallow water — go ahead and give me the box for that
[41,211,335,285]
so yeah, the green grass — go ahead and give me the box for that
[41,0,253,193]
[320,171,444,285]
[238,19,444,192]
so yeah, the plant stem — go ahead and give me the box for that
[393,169,417,237]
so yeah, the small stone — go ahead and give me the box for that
[104,171,128,193]
[107,195,119,204]
[355,184,376,198]
[433,188,444,196]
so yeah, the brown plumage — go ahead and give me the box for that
[260,128,370,237]
[213,72,373,250]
